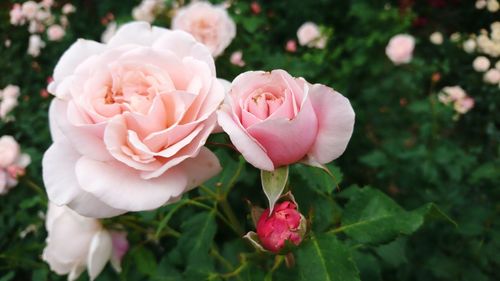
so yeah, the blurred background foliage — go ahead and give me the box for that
[0,0,498,280]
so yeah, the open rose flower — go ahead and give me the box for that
[43,22,224,218]
[385,34,415,65]
[217,70,355,170]
[43,203,129,281]
[172,1,236,57]
[0,135,31,195]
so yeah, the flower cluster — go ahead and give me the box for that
[0,85,20,121]
[9,0,76,56]
[438,86,474,115]
[0,136,31,195]
[475,0,500,12]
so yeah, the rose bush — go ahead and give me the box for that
[43,21,224,218]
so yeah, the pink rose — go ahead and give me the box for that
[47,24,66,41]
[43,203,128,280]
[297,22,326,49]
[43,22,223,218]
[385,34,415,65]
[62,3,76,15]
[256,201,306,253]
[217,70,355,170]
[454,96,474,114]
[0,136,31,194]
[172,1,236,57]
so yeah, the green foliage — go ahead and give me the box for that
[0,0,498,281]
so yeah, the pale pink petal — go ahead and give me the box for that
[50,39,105,99]
[178,147,221,190]
[107,21,166,48]
[247,98,318,168]
[87,230,112,281]
[75,157,188,211]
[42,141,82,205]
[153,30,215,75]
[67,191,127,219]
[217,105,274,170]
[109,231,128,273]
[53,99,112,161]
[306,84,355,164]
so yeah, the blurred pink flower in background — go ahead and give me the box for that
[386,34,415,65]
[10,4,24,25]
[454,97,475,114]
[47,24,65,41]
[230,50,245,67]
[0,85,20,120]
[27,34,45,57]
[172,1,236,57]
[297,22,327,49]
[285,39,297,52]
[0,135,31,195]
[438,86,474,115]
[62,3,76,15]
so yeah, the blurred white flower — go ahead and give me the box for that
[132,0,164,23]
[454,97,475,114]
[27,34,45,57]
[0,135,31,194]
[487,0,499,12]
[484,68,500,84]
[22,1,39,20]
[476,0,487,9]
[450,32,461,42]
[0,85,20,120]
[473,56,491,72]
[495,60,500,69]
[62,3,76,15]
[463,38,477,53]
[430,32,444,45]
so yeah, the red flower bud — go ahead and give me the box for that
[256,201,305,253]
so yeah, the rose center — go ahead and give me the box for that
[246,90,284,120]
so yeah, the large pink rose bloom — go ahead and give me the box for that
[172,1,236,57]
[385,34,415,65]
[217,70,355,170]
[43,22,224,218]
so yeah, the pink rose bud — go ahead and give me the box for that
[285,39,297,52]
[47,24,65,41]
[385,34,415,65]
[251,2,262,14]
[256,201,306,253]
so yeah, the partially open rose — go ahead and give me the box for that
[217,70,355,170]
[43,22,224,218]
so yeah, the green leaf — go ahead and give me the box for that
[335,186,454,244]
[295,163,343,194]
[155,199,189,239]
[375,237,408,267]
[133,247,157,277]
[177,211,217,278]
[204,150,245,194]
[261,166,289,213]
[296,233,360,281]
